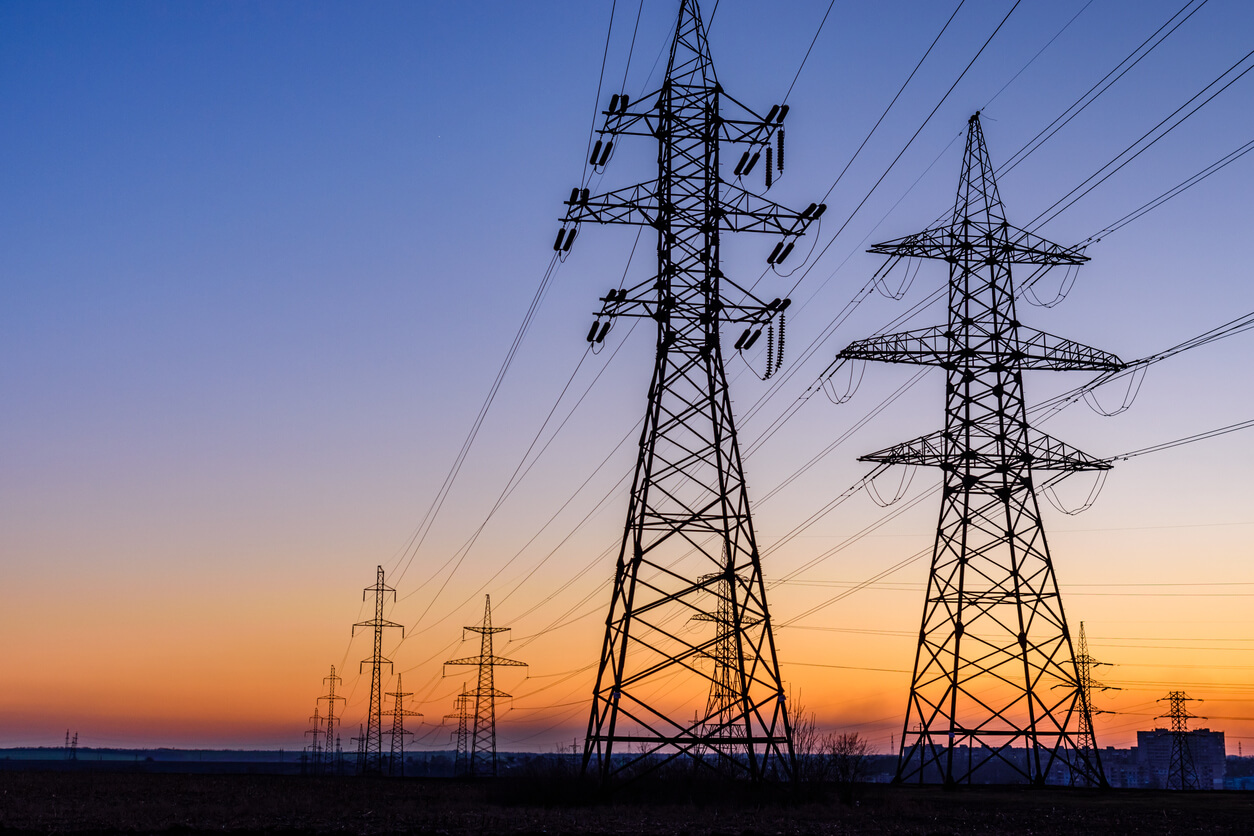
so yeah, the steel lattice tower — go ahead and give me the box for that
[444,595,526,777]
[1160,691,1204,790]
[1072,623,1113,786]
[351,723,365,774]
[353,565,403,775]
[305,706,323,773]
[319,665,344,776]
[385,673,422,777]
[444,685,471,776]
[558,0,822,782]
[838,113,1123,786]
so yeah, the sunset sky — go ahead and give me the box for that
[3,0,1253,757]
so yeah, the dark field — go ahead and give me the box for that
[2,770,1251,835]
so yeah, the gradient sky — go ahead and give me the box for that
[3,0,1253,756]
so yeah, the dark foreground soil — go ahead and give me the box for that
[1,770,1251,835]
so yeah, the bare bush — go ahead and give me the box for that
[826,731,873,787]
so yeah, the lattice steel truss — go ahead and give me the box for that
[558,0,821,784]
[384,673,422,777]
[444,685,471,776]
[838,113,1122,786]
[444,595,526,777]
[318,666,344,777]
[304,705,323,774]
[1072,623,1113,786]
[1161,691,1204,790]
[353,565,403,775]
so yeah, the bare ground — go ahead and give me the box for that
[1,770,1251,835]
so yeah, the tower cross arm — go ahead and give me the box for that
[717,89,788,145]
[859,428,1111,471]
[444,655,527,668]
[353,618,404,635]
[868,223,1089,266]
[562,181,659,228]
[718,183,820,235]
[596,88,664,138]
[839,325,1123,371]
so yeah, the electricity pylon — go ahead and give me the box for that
[351,723,365,774]
[353,565,403,775]
[385,674,423,777]
[836,113,1122,786]
[557,0,822,783]
[305,706,323,772]
[1160,691,1204,790]
[445,685,471,776]
[1072,623,1115,786]
[444,595,526,777]
[319,665,344,777]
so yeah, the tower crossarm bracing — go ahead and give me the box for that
[840,324,1122,371]
[557,0,823,785]
[859,428,1113,472]
[835,112,1121,787]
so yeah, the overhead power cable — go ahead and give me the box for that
[1114,418,1254,461]
[390,251,561,591]
[1000,0,1211,176]
[1030,42,1254,228]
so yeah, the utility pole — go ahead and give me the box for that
[353,565,403,775]
[1160,691,1204,790]
[305,706,323,773]
[444,595,526,777]
[384,673,423,777]
[1073,623,1115,786]
[836,113,1122,786]
[445,685,471,776]
[557,0,821,783]
[319,666,344,777]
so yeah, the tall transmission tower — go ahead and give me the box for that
[837,113,1123,786]
[385,673,423,777]
[1160,691,1204,790]
[557,0,822,782]
[319,665,344,777]
[444,595,526,777]
[445,685,471,776]
[353,565,403,775]
[1072,623,1115,786]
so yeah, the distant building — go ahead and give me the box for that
[1137,728,1225,789]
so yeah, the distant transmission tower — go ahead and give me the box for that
[305,706,323,772]
[837,113,1122,786]
[353,565,403,775]
[1160,691,1204,790]
[557,0,821,782]
[319,666,344,777]
[385,674,423,777]
[444,595,526,777]
[1072,623,1115,786]
[351,723,365,774]
[445,685,471,776]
